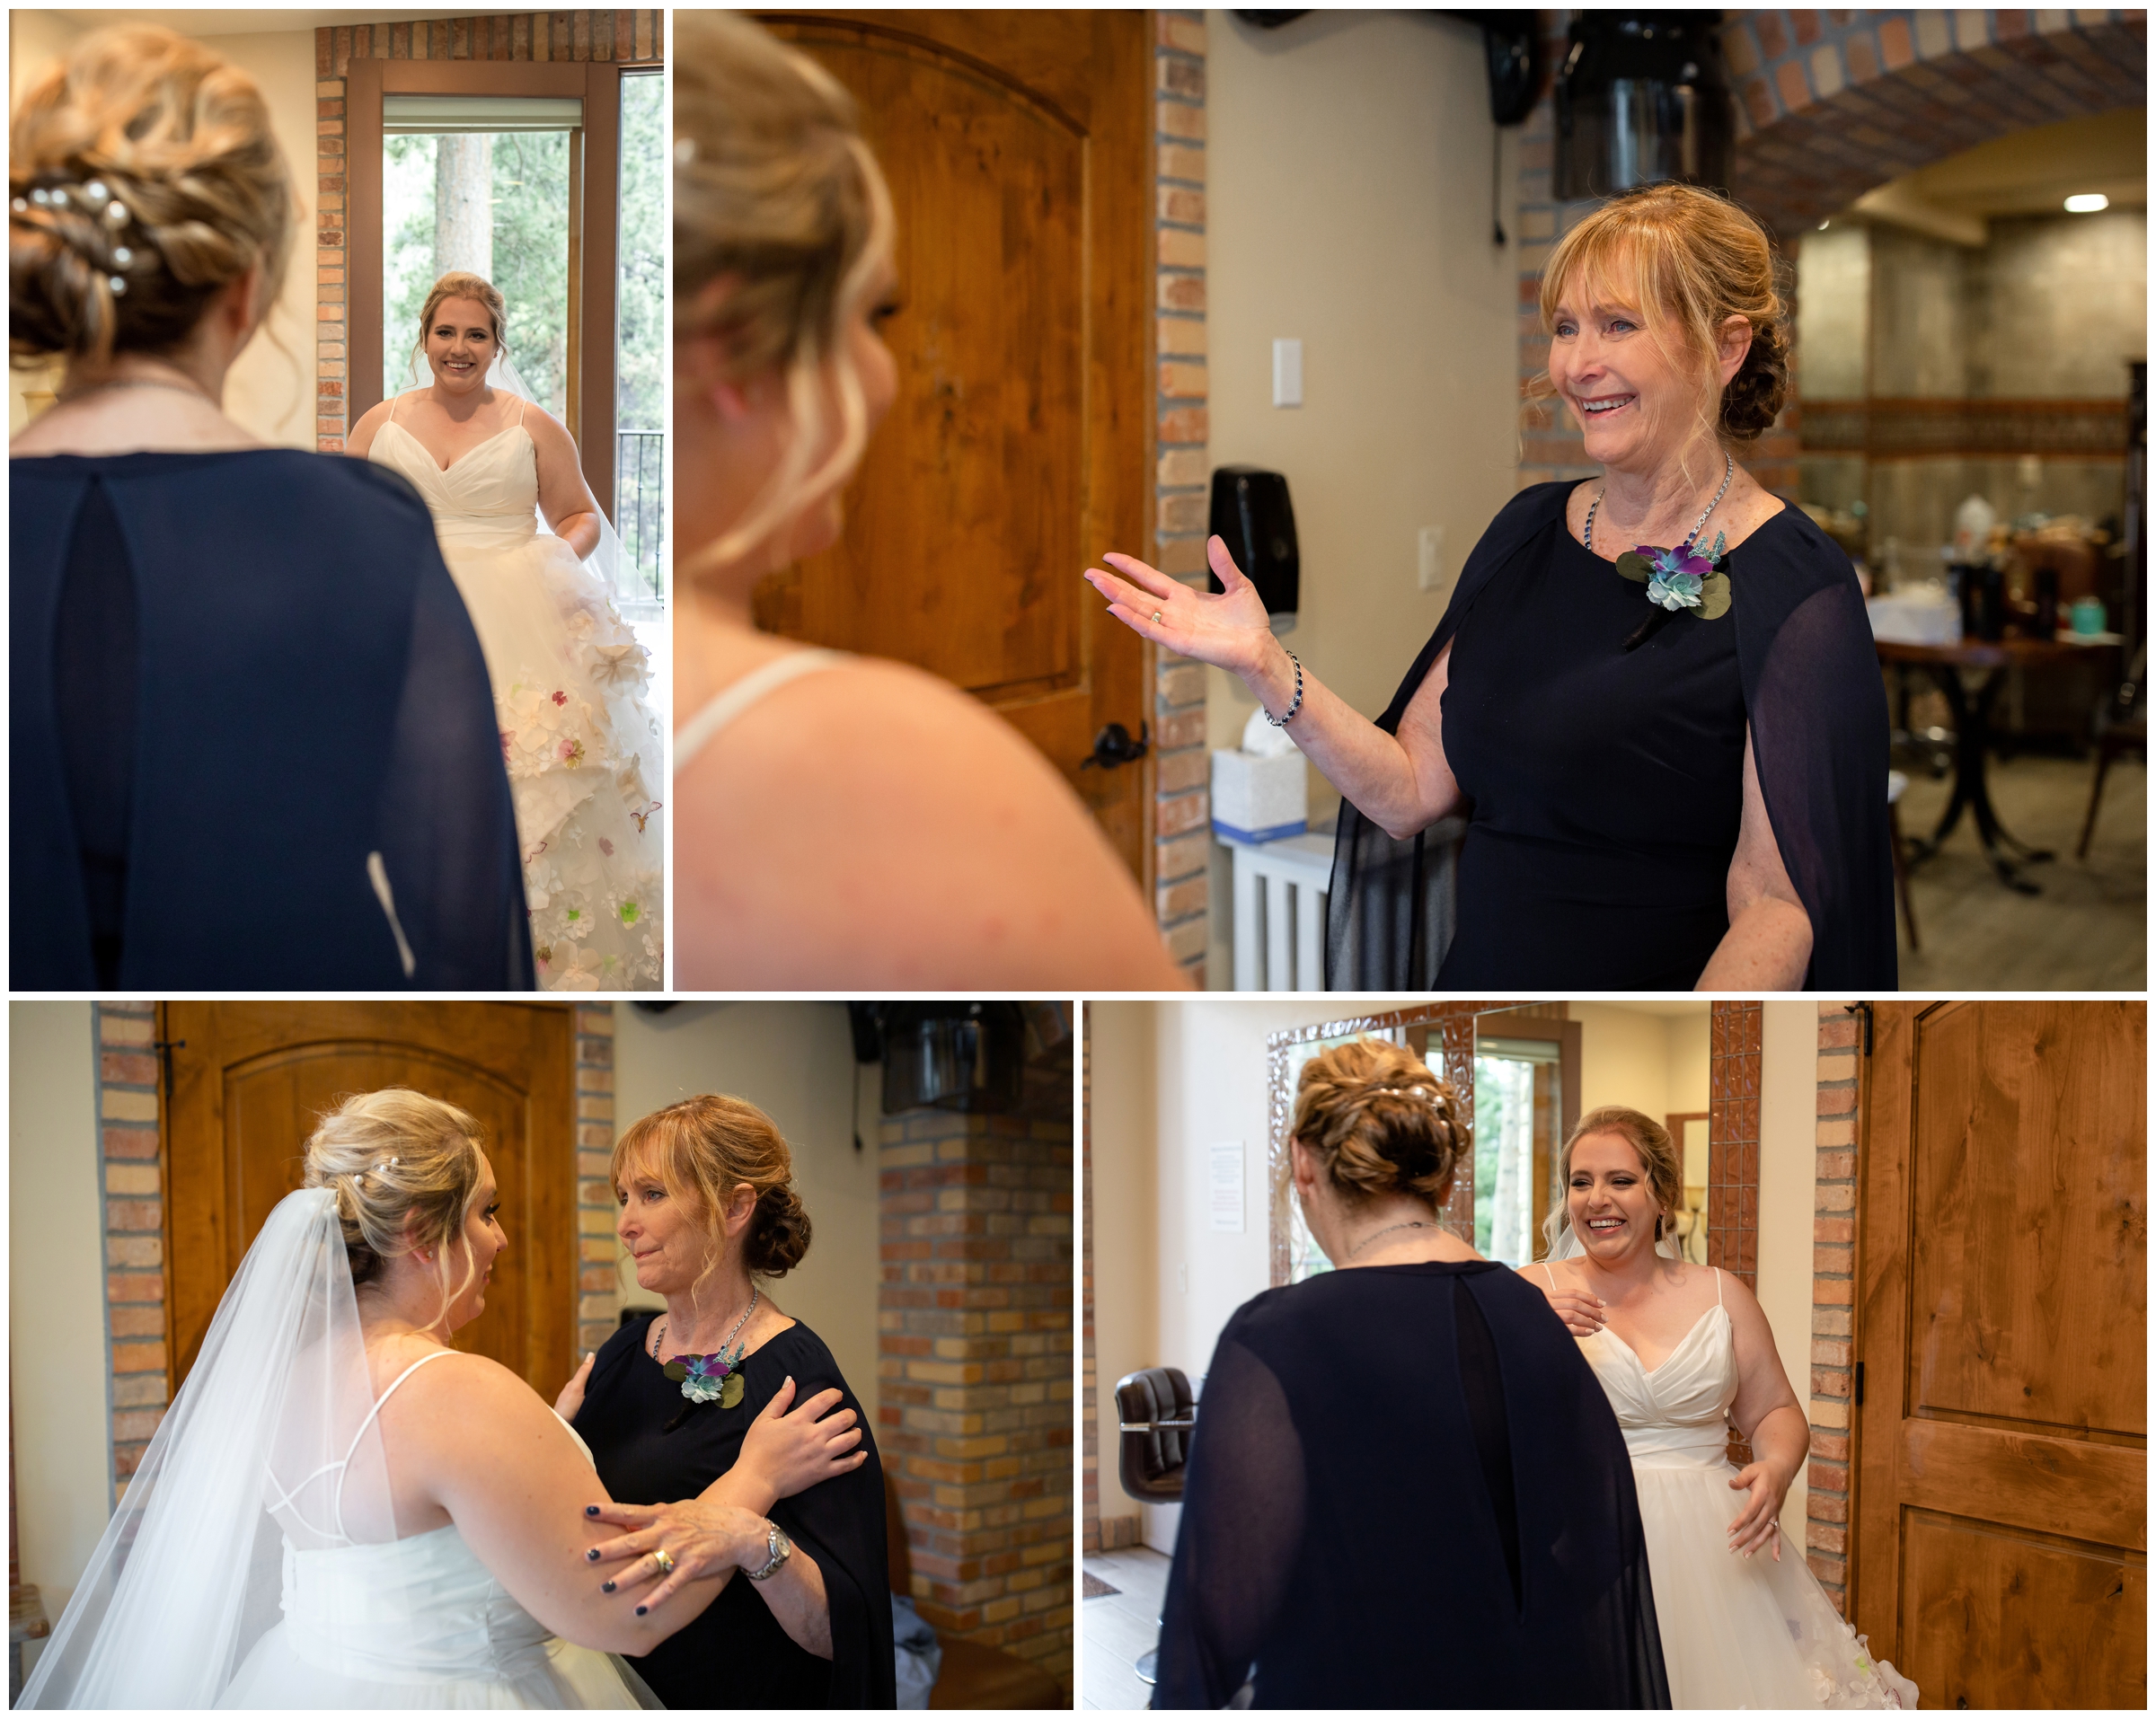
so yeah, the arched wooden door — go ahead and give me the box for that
[161,1001,578,1401]
[751,11,1155,885]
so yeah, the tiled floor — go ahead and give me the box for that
[1081,1545,1171,1711]
[1895,750,2145,988]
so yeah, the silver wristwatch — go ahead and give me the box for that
[746,1521,793,1583]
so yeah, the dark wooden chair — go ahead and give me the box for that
[885,1475,1065,1709]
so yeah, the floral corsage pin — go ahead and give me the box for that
[665,1344,747,1408]
[1613,533,1730,650]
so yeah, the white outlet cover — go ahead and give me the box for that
[1272,338,1303,408]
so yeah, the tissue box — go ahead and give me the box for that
[1211,748,1306,843]
[1866,589,1961,647]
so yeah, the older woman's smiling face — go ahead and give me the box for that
[614,1151,713,1300]
[1547,269,1699,477]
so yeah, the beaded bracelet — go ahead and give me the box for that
[1265,647,1304,727]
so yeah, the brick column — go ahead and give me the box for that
[1706,1001,1763,1290]
[573,1004,619,1355]
[879,1098,1074,1693]
[1079,1011,1100,1554]
[1806,1001,1862,1609]
[1152,9,1211,981]
[98,1005,164,1504]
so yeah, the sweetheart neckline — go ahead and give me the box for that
[381,419,527,474]
[1591,1300,1727,1377]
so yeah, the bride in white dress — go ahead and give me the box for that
[349,274,662,991]
[20,1089,866,1708]
[1524,1106,1916,1710]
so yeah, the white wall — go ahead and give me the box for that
[612,1004,882,1424]
[1755,1000,1817,1547]
[9,1003,111,1662]
[9,13,321,444]
[1572,1003,1679,1120]
[1203,9,1520,982]
[1090,996,1374,1548]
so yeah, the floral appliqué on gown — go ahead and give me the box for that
[1566,1265,1919,1710]
[372,410,663,990]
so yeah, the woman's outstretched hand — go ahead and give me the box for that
[1084,535,1276,679]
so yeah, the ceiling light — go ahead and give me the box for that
[2063,193,2109,213]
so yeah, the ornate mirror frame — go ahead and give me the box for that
[1266,1001,1763,1290]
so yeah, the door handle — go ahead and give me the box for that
[1081,721,1149,771]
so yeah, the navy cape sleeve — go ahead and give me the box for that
[1324,480,1573,988]
[1730,511,1898,988]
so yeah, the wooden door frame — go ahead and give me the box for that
[345,58,622,517]
[156,1001,579,1399]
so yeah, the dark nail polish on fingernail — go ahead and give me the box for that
[585,1504,600,1516]
[602,1580,616,1592]
[635,1605,648,1617]
[586,1548,599,1561]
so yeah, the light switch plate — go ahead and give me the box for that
[1272,338,1303,408]
[1418,525,1445,592]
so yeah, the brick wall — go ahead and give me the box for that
[1152,9,1212,982]
[312,11,666,452]
[97,1004,164,1503]
[1806,1001,1863,1610]
[879,1089,1074,1692]
[1706,1001,1763,1291]
[1079,1009,1100,1553]
[573,1004,619,1354]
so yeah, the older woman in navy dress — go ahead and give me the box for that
[10,25,527,989]
[1086,183,1895,992]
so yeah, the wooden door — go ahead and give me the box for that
[161,1002,579,1402]
[752,11,1155,885]
[1855,1001,2145,1708]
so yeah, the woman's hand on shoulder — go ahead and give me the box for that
[734,1374,867,1503]
[676,656,1190,989]
[554,1351,596,1422]
[1516,1258,1605,1336]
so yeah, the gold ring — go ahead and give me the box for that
[653,1547,676,1577]
[1151,610,1163,623]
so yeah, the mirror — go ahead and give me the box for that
[1268,1001,1716,1286]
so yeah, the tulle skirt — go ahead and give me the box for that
[1632,1457,1917,1709]
[216,1626,657,1709]
[439,529,664,991]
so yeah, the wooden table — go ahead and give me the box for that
[1875,636,2121,894]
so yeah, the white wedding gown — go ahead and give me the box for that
[217,1350,648,1710]
[1560,1265,1918,1709]
[372,398,663,991]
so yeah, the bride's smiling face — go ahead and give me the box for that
[1567,1132,1666,1263]
[424,295,499,397]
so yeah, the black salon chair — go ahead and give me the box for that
[1114,1367,1197,1686]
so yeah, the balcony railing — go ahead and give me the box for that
[614,429,664,612]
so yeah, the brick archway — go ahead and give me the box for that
[1726,9,2148,242]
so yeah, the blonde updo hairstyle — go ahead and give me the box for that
[612,1094,812,1301]
[1525,181,1790,465]
[10,25,296,366]
[302,1089,488,1321]
[1288,1037,1466,1210]
[409,269,507,384]
[1542,1105,1686,1255]
[673,9,895,573]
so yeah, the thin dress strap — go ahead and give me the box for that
[331,1347,459,1542]
[1540,1263,1558,1291]
[676,648,850,769]
[1713,1265,1724,1307]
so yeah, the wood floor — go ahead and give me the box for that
[1081,1545,1170,1711]
[1893,750,2145,990]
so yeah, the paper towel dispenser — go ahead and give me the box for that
[1209,465,1299,631]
